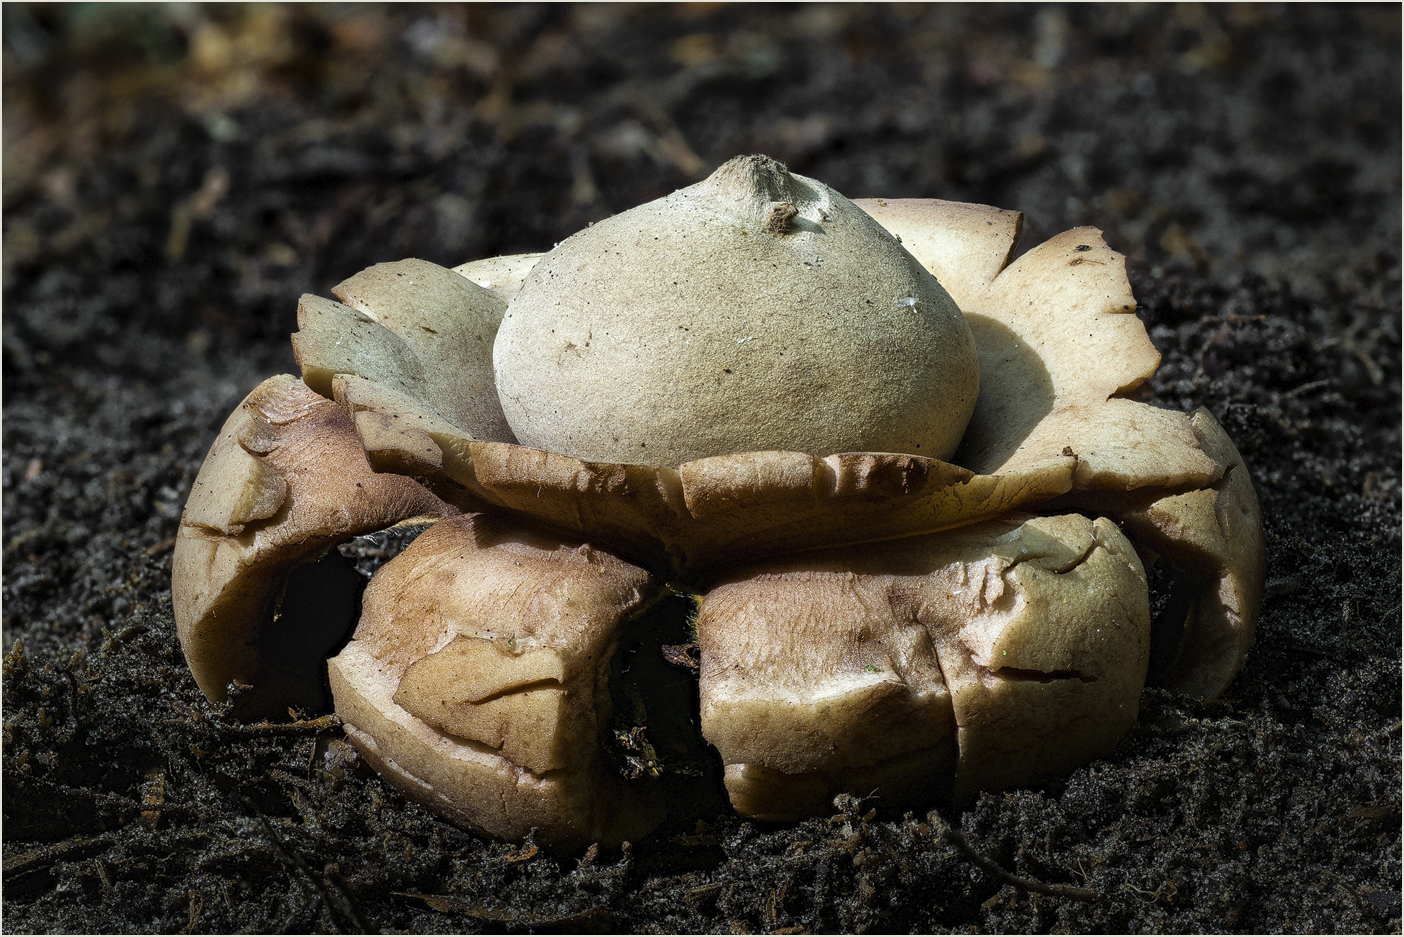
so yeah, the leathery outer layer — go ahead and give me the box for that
[173,161,1265,851]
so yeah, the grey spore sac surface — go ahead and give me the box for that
[3,4,1398,933]
[494,154,978,466]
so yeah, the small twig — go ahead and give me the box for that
[6,775,211,821]
[1284,378,1330,399]
[1322,869,1381,923]
[223,714,341,738]
[928,810,1101,902]
[3,832,118,877]
[245,797,369,934]
[143,537,178,556]
[395,892,610,929]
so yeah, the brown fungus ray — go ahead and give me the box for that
[696,513,1150,819]
[327,512,666,851]
[172,375,454,718]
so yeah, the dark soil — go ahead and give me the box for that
[3,4,1399,933]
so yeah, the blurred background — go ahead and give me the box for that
[4,3,1398,376]
[2,5,1399,933]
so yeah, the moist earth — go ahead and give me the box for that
[3,5,1399,933]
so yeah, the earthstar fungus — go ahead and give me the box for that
[173,155,1265,850]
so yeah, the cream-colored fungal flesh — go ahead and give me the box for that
[172,375,453,715]
[958,228,1219,489]
[698,513,1149,818]
[1130,408,1264,696]
[698,560,957,822]
[327,513,665,850]
[493,155,980,466]
[855,203,1221,494]
[292,258,514,442]
[291,294,429,403]
[451,252,546,303]
[672,449,1071,569]
[453,441,1074,573]
[331,374,479,487]
[938,515,1150,802]
[1054,408,1266,697]
[852,197,1023,312]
